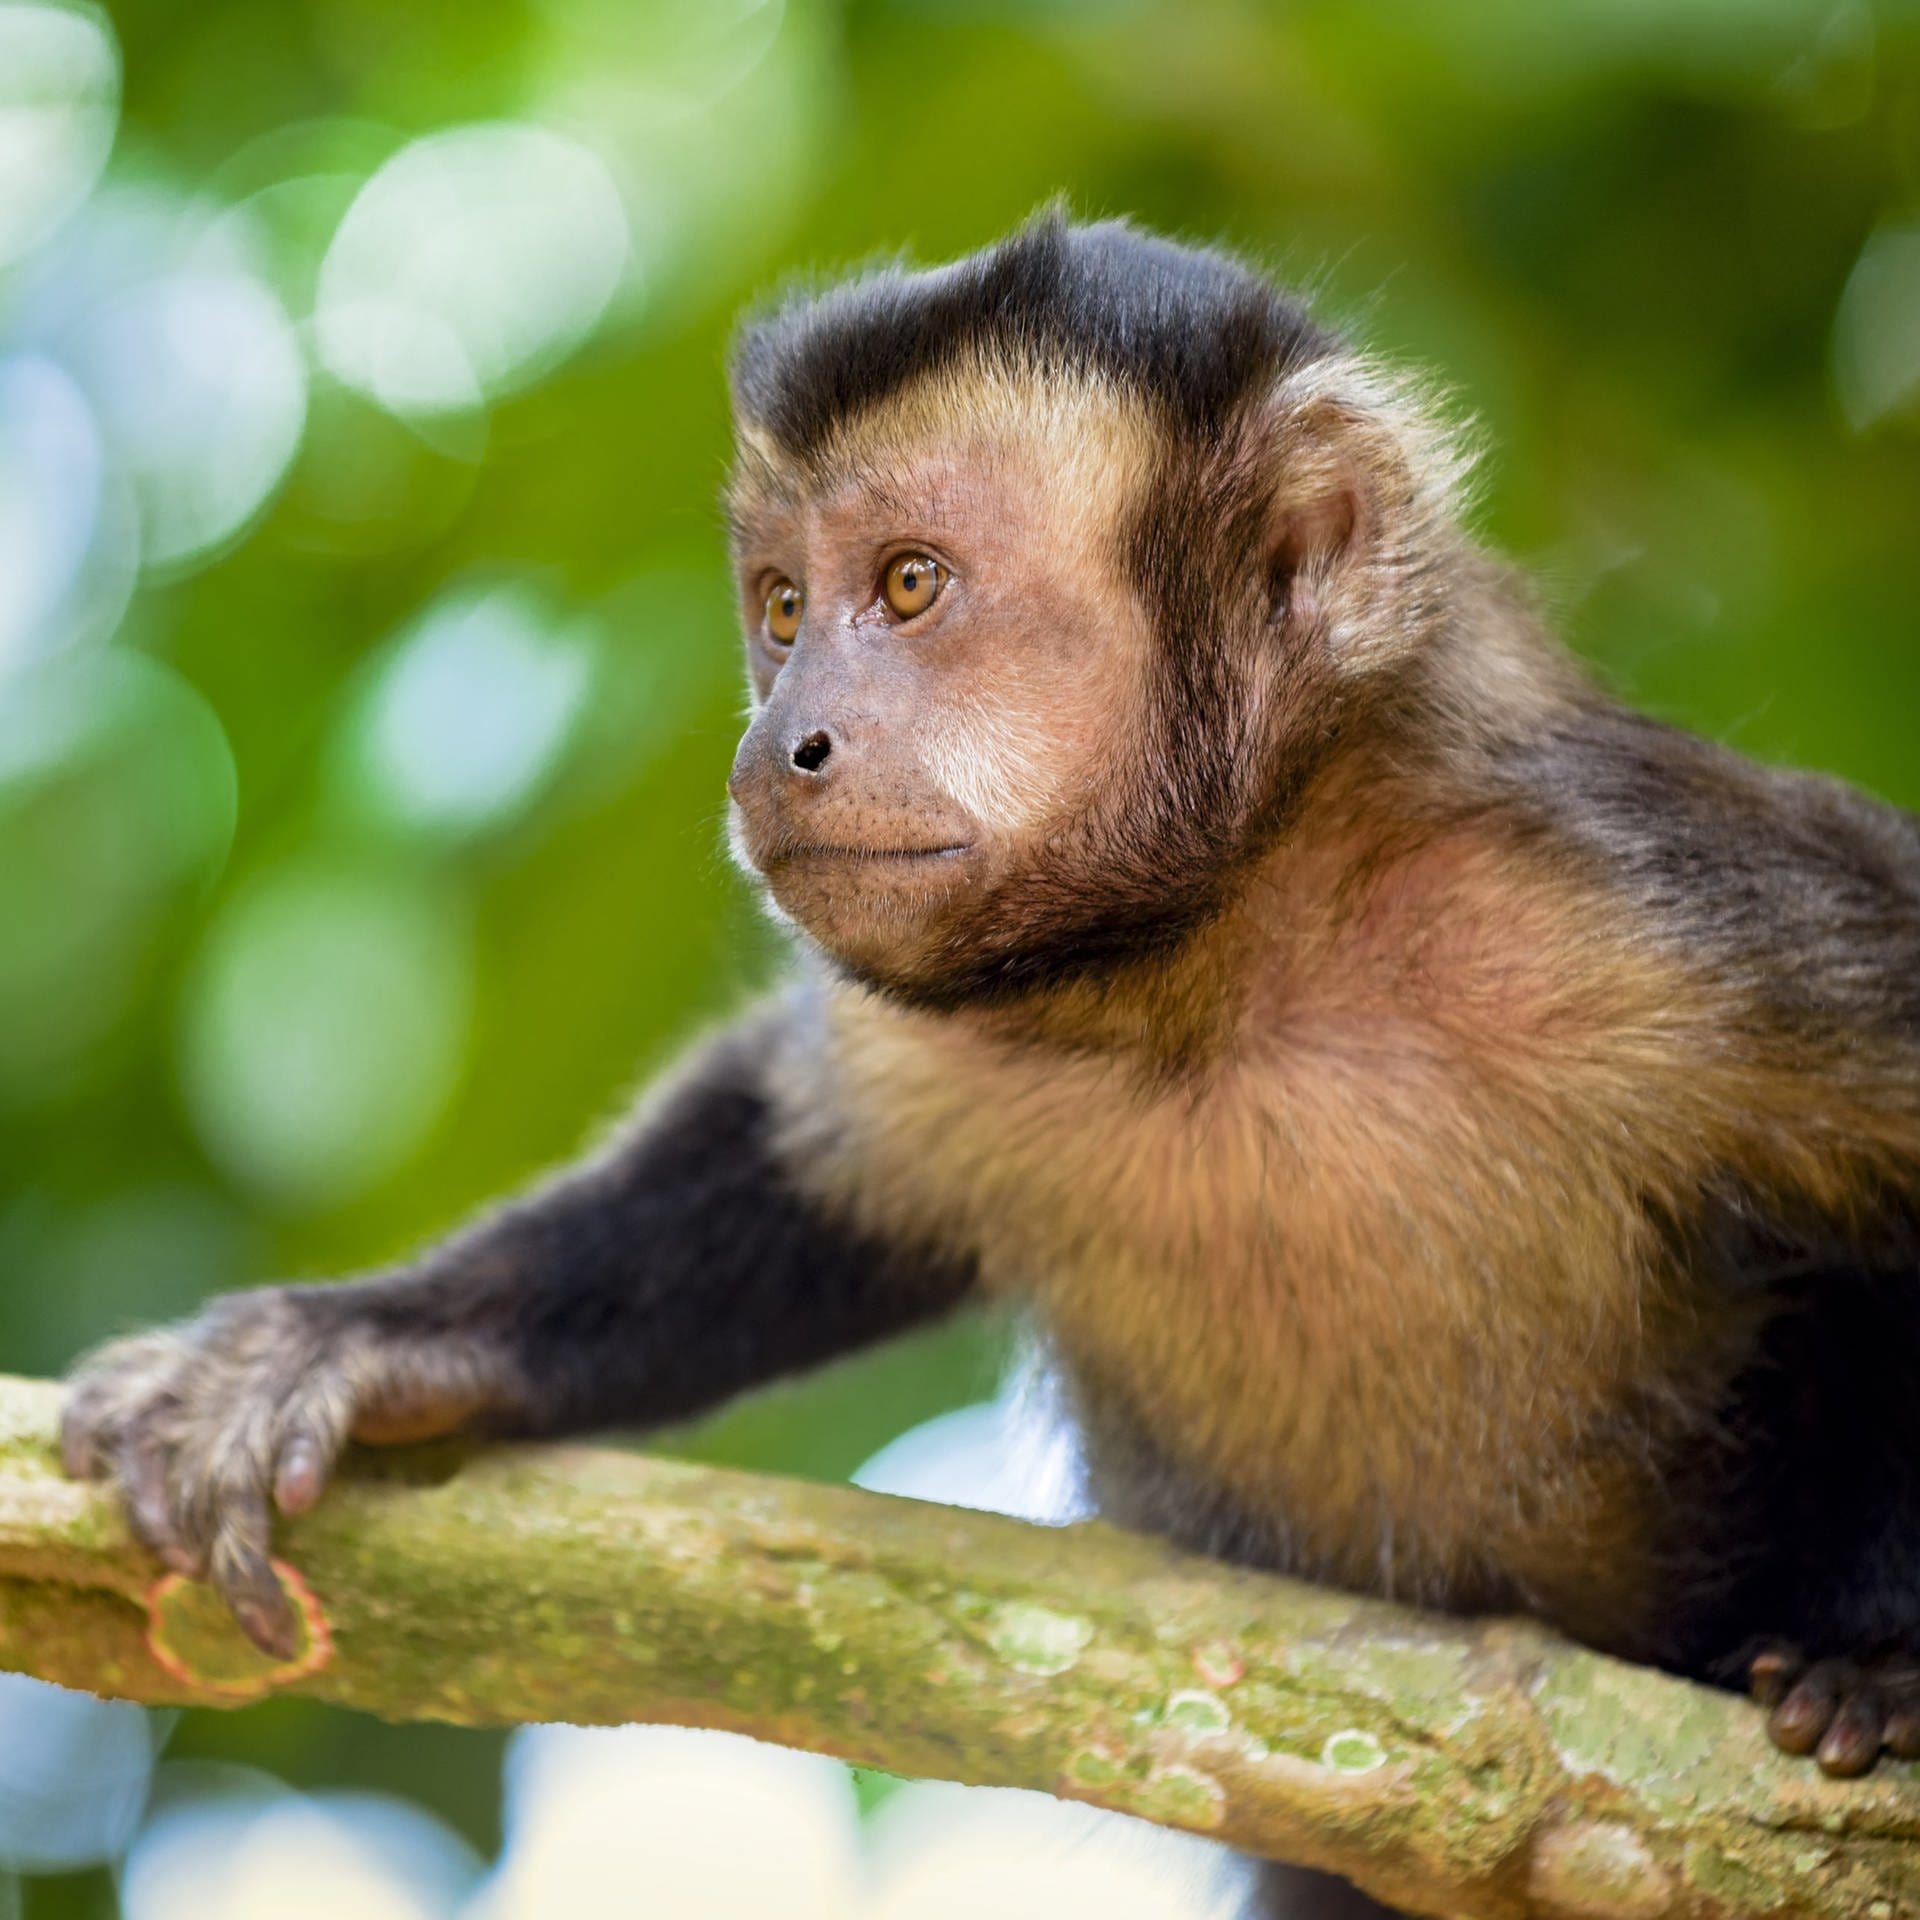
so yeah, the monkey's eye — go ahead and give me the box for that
[764,578,803,645]
[882,554,944,620]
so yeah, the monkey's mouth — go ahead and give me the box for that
[725,801,981,899]
[776,842,974,866]
[741,823,986,965]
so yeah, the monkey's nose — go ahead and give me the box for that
[789,729,833,776]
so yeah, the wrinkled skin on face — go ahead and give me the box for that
[725,386,1163,1000]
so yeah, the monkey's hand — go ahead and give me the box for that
[1748,1642,1920,1777]
[61,1284,516,1657]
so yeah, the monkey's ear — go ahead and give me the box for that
[1258,359,1470,667]
[1265,454,1362,588]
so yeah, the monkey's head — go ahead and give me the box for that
[724,212,1468,1009]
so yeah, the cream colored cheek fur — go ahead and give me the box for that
[916,687,1063,833]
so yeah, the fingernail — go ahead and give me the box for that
[237,1600,296,1661]
[274,1448,321,1515]
[1819,1728,1879,1778]
[1771,1690,1837,1756]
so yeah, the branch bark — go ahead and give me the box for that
[0,1374,1915,1918]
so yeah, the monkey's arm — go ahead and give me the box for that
[60,998,975,1654]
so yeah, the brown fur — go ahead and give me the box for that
[62,222,1920,1850]
[729,280,1920,1680]
[768,751,1837,1655]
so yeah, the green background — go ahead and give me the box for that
[1,0,1917,1911]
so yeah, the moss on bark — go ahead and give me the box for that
[2,1375,1918,1918]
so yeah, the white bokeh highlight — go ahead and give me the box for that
[343,581,599,838]
[867,1782,1250,1920]
[0,2,118,268]
[179,863,472,1206]
[472,1728,860,1920]
[0,1674,155,1873]
[124,1775,480,1920]
[70,266,307,567]
[1833,222,1920,431]
[316,123,629,417]
[853,1360,1089,1525]
[0,354,107,670]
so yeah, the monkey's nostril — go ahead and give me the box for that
[790,730,832,774]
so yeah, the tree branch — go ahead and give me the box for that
[0,1374,1916,1918]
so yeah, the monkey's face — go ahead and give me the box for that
[725,386,1166,997]
[723,349,1414,1006]
[720,223,1463,1006]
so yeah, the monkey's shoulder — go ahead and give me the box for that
[1492,705,1920,1014]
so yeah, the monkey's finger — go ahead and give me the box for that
[208,1489,297,1660]
[58,1394,112,1481]
[272,1374,355,1516]
[272,1435,331,1517]
[1747,1642,1803,1709]
[1769,1668,1844,1757]
[1885,1701,1920,1759]
[119,1430,203,1578]
[59,1333,191,1481]
[1816,1686,1886,1778]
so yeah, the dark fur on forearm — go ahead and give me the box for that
[61,999,973,1655]
[333,1010,977,1436]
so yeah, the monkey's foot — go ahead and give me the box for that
[1746,1641,1920,1776]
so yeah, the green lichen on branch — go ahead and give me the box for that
[1,1375,1918,1919]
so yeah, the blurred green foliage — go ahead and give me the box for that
[2,0,1918,1911]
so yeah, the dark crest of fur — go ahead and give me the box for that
[729,208,1333,462]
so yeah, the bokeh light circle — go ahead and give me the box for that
[0,1674,153,1873]
[0,647,236,1106]
[476,1728,859,1920]
[71,268,308,569]
[180,863,472,1207]
[336,580,599,841]
[315,122,629,417]
[0,2,119,268]
[0,354,107,670]
[1833,223,1920,432]
[124,1776,479,1920]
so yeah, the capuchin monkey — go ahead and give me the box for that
[61,213,1920,1895]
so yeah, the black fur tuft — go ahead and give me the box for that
[729,208,1333,460]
